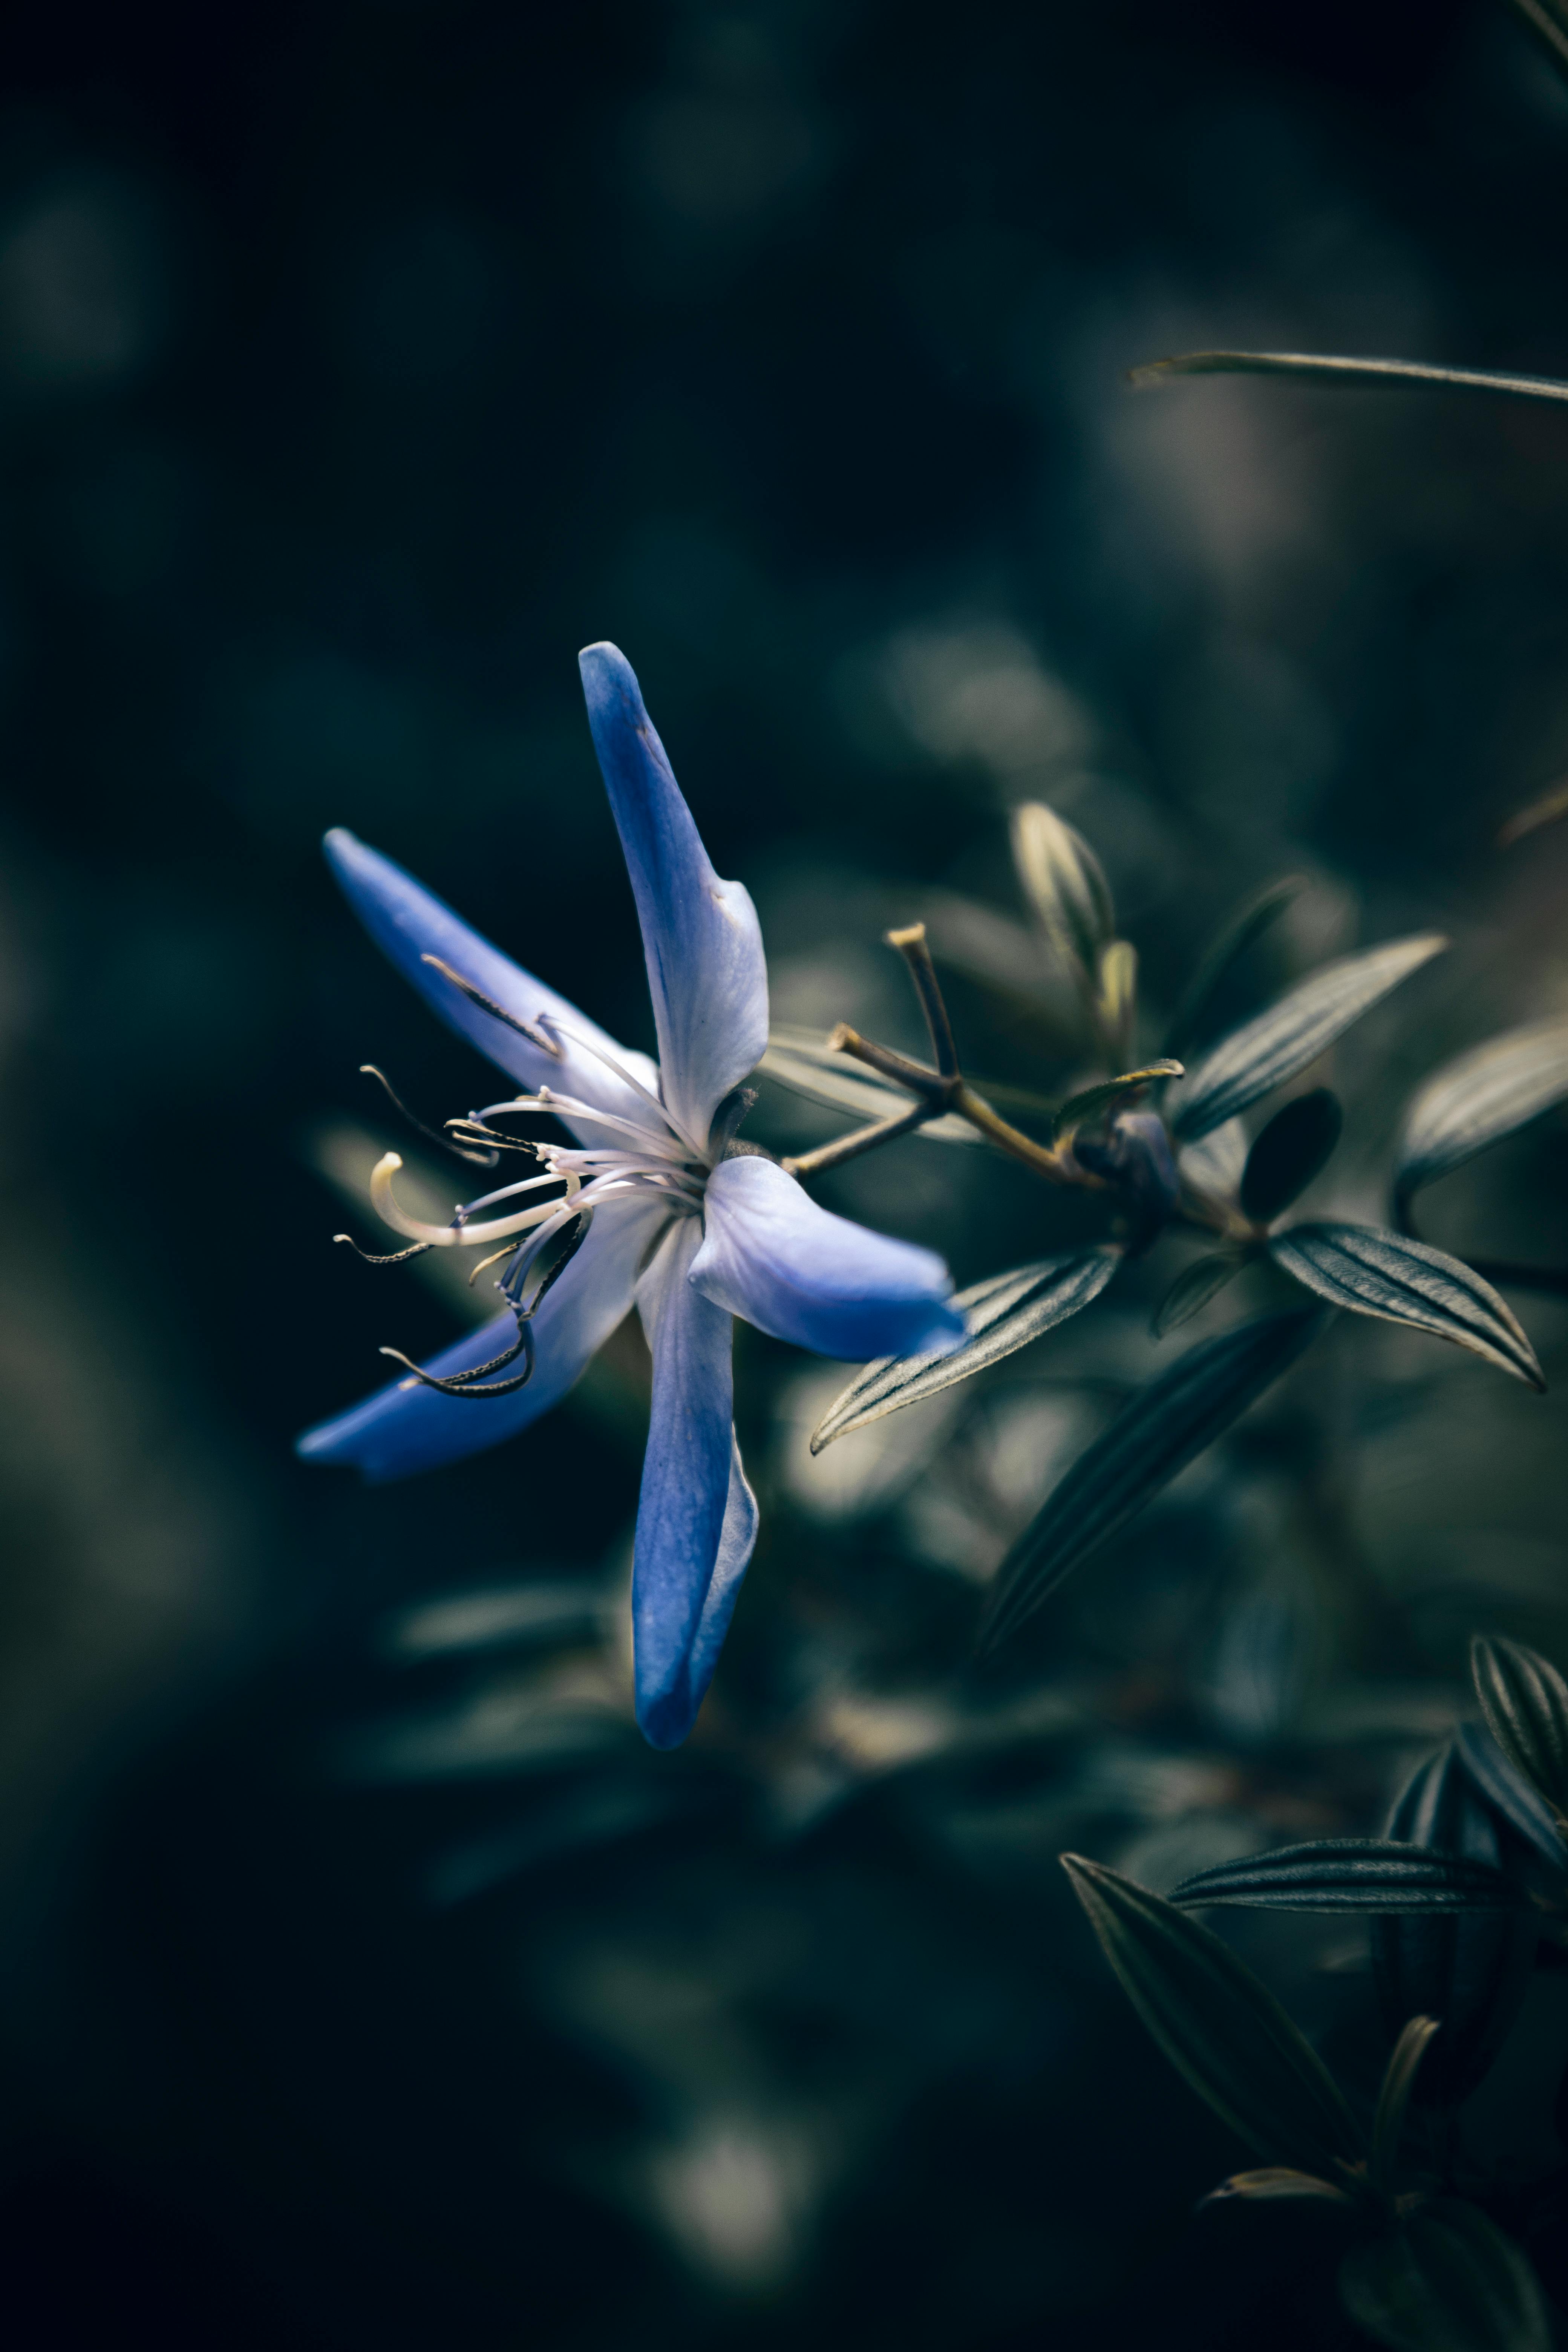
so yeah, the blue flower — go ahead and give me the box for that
[298,643,963,1747]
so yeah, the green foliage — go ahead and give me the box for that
[1150,1250,1246,1337]
[976,1309,1328,1655]
[1168,1839,1522,1913]
[809,1247,1122,1449]
[1162,875,1308,1061]
[1338,2202,1552,2352]
[1369,2017,1440,2196]
[1131,349,1568,405]
[1268,1223,1545,1389]
[1394,1017,1568,1227]
[1060,1856,1363,2177]
[1009,801,1115,986]
[1171,934,1447,1142]
[1372,1744,1538,2108]
[1239,1089,1342,1225]
[1470,1635,1568,1826]
[1051,1060,1182,1147]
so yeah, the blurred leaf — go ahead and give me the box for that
[1009,801,1114,981]
[1095,938,1138,1054]
[1498,775,1568,846]
[1170,1840,1522,1913]
[1370,2017,1440,2193]
[1151,1251,1246,1338]
[1178,1116,1249,1207]
[425,1779,708,1907]
[760,1028,980,1143]
[1162,875,1308,1061]
[1393,1018,1568,1223]
[1338,2203,1551,2352]
[1172,934,1448,1142]
[1454,1722,1568,1868]
[1507,0,1568,82]
[810,1247,1121,1451]
[1471,1636,1568,1823]
[1200,2168,1354,2210]
[1131,349,1568,406]
[977,1309,1328,1655]
[383,1581,608,1662]
[1061,1855,1363,2176]
[1052,1059,1183,1146]
[1269,1225,1545,1390]
[1372,1744,1537,2108]
[1240,1090,1343,1225]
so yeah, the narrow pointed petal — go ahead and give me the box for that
[323,828,662,1129]
[578,644,767,1150]
[632,1220,752,1748]
[690,1153,964,1361]
[296,1198,667,1481]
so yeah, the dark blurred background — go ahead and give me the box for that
[2,0,1568,2343]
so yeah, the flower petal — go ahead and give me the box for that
[323,827,662,1132]
[631,1219,755,1748]
[691,1153,964,1361]
[578,644,767,1151]
[296,1197,667,1481]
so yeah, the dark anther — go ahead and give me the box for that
[510,1210,592,1317]
[378,1311,536,1399]
[445,1117,542,1156]
[359,1064,498,1167]
[419,956,564,1059]
[334,1233,434,1266]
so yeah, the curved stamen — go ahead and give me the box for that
[334,1233,435,1266]
[370,1153,580,1246]
[360,1064,498,1167]
[474,1092,690,1155]
[536,1015,701,1154]
[382,1314,537,1398]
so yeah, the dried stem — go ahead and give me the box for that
[786,924,1101,1191]
[782,1101,934,1178]
[886,923,960,1076]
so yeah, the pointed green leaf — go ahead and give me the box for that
[1393,1018,1568,1223]
[1131,349,1568,407]
[977,1309,1328,1655]
[1052,1059,1183,1146]
[1172,934,1447,1142]
[1454,1723,1567,1868]
[1200,2168,1355,2210]
[1151,1251,1247,1338]
[1095,938,1138,1054]
[1170,1840,1522,1914]
[1471,1637,1568,1823]
[1338,2202,1551,2352]
[1163,874,1308,1061]
[760,1029,981,1144]
[1269,1224,1545,1390]
[1061,1855,1363,2176]
[1370,2017,1441,2194]
[1009,801,1114,981]
[810,1247,1121,1452]
[1498,776,1568,846]
[1240,1089,1342,1225]
[1373,1743,1539,2109]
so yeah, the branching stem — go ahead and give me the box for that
[790,933,1099,1190]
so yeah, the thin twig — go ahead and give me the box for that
[828,1023,951,1097]
[952,1083,1080,1185]
[886,923,960,1076]
[782,1101,934,1178]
